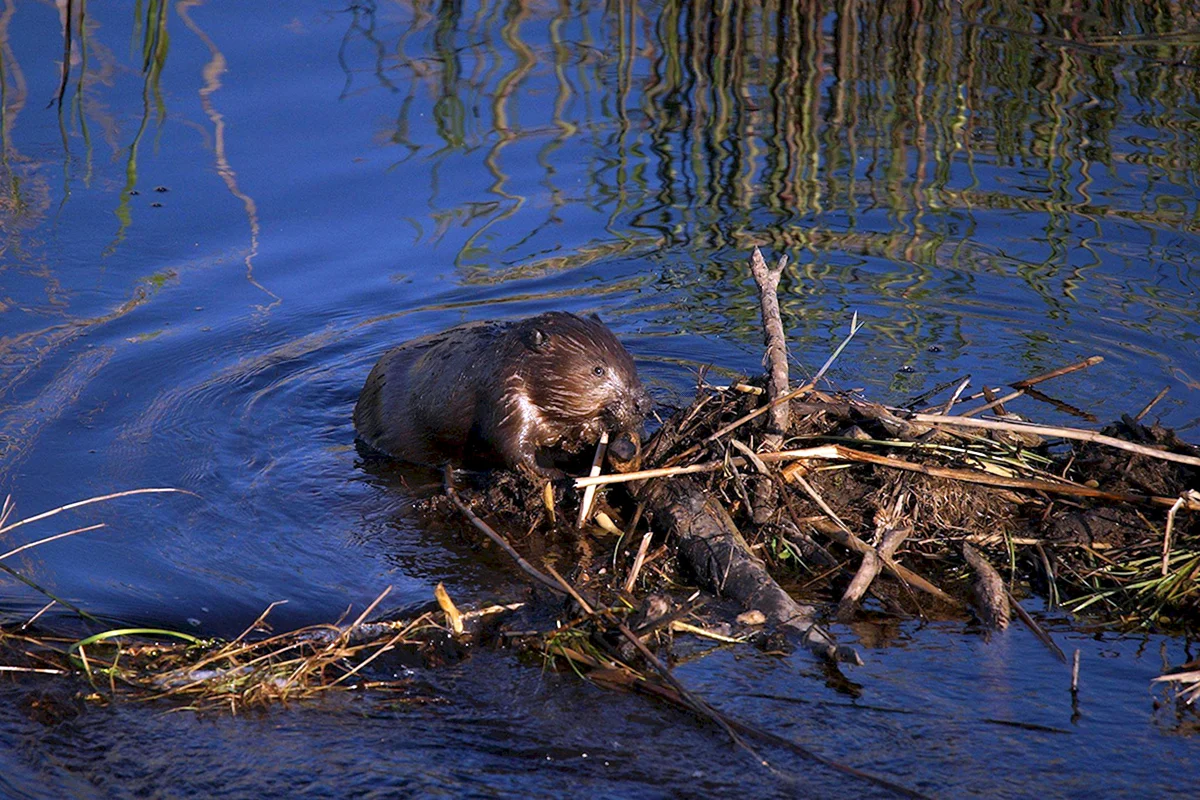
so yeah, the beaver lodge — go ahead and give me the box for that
[2,248,1199,791]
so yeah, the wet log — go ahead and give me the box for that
[962,543,1010,632]
[644,476,860,664]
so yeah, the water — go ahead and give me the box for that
[1,1,1199,796]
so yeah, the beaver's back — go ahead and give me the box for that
[353,321,508,466]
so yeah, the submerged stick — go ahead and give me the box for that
[959,390,1024,418]
[444,468,565,596]
[911,413,1200,470]
[543,564,766,765]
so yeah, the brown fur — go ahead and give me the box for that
[353,312,650,476]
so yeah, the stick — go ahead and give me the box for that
[1135,386,1170,422]
[576,446,842,487]
[1006,588,1066,662]
[544,564,766,766]
[577,432,609,527]
[1021,387,1095,421]
[0,523,106,562]
[1011,356,1103,389]
[0,488,195,536]
[748,247,790,448]
[624,526,656,595]
[942,377,972,415]
[665,314,863,466]
[959,390,1024,418]
[911,413,1200,469]
[583,443,1200,512]
[444,468,565,596]
[815,521,959,607]
[831,445,1200,510]
[1163,496,1186,576]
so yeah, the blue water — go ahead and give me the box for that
[1,1,1199,796]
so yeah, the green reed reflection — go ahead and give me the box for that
[347,0,1200,289]
[105,0,169,256]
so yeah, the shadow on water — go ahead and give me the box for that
[0,0,1199,796]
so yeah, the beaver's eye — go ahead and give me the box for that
[592,366,605,377]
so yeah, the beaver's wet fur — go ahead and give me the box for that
[353,312,650,477]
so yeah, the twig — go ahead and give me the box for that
[1006,588,1066,662]
[624,525,656,595]
[666,313,863,466]
[0,488,196,536]
[544,564,597,615]
[576,446,841,488]
[942,377,972,415]
[1135,386,1170,422]
[444,467,565,596]
[836,549,880,622]
[911,413,1200,469]
[786,471,851,534]
[22,600,57,630]
[0,524,106,562]
[1163,496,1186,577]
[748,247,790,448]
[959,390,1024,418]
[1011,356,1103,389]
[837,511,912,622]
[813,520,959,607]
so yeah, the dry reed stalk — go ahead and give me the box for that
[911,413,1200,470]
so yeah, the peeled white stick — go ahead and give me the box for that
[577,431,609,527]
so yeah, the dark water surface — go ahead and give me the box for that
[2,1,1199,796]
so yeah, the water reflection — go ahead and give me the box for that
[248,0,1187,401]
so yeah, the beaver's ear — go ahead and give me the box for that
[525,327,549,349]
[589,312,603,323]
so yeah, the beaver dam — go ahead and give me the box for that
[3,249,1199,791]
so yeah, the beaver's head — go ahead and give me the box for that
[515,312,651,448]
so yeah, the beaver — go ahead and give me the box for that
[353,312,651,477]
